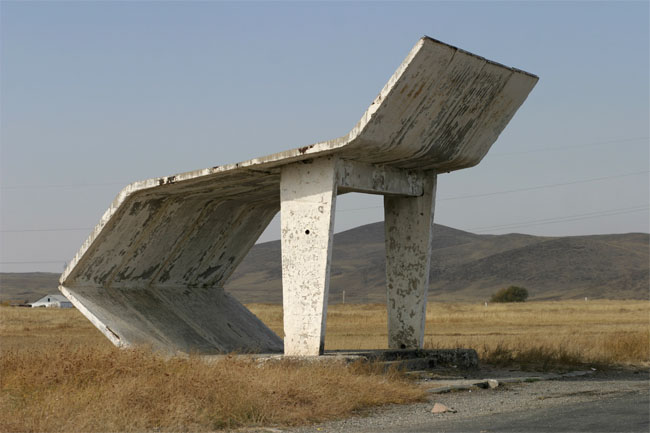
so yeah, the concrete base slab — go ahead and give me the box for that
[202,348,479,371]
[343,349,479,370]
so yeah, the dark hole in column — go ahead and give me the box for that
[400,344,406,349]
[305,229,310,235]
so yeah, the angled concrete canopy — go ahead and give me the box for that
[60,37,538,356]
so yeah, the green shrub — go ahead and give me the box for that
[490,286,529,303]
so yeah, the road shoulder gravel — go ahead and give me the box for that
[250,366,649,433]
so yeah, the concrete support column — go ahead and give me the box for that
[384,172,437,349]
[280,157,338,356]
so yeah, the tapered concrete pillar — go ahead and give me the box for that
[280,157,338,356]
[384,172,437,349]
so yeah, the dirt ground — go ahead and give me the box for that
[255,366,650,433]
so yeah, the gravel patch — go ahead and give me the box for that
[244,367,649,433]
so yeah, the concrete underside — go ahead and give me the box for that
[60,285,282,353]
[60,36,537,355]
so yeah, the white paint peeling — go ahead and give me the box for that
[384,174,437,349]
[280,157,338,356]
[336,159,423,196]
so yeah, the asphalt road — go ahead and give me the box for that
[390,391,649,433]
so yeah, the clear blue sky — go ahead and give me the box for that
[1,1,648,273]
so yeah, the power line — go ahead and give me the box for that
[2,137,647,190]
[489,136,648,157]
[468,205,649,233]
[0,260,65,265]
[3,205,647,266]
[2,169,648,232]
[336,170,648,212]
[1,227,93,233]
[439,170,648,201]
[1,181,128,190]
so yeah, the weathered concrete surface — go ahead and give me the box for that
[60,36,537,355]
[385,174,437,349]
[59,285,282,354]
[280,157,338,356]
[281,158,436,356]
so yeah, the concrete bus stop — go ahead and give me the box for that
[59,37,537,357]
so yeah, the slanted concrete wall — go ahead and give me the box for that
[60,285,282,353]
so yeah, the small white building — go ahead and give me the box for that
[31,294,73,308]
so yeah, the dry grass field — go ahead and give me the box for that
[1,299,648,432]
[249,300,650,367]
[0,306,423,433]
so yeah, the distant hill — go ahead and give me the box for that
[226,222,649,303]
[2,223,648,303]
[0,272,61,303]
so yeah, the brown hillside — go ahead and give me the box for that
[0,273,60,303]
[1,223,647,303]
[226,222,648,303]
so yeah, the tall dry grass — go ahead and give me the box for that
[0,305,111,352]
[0,307,424,432]
[1,300,648,432]
[1,346,423,432]
[249,300,650,368]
